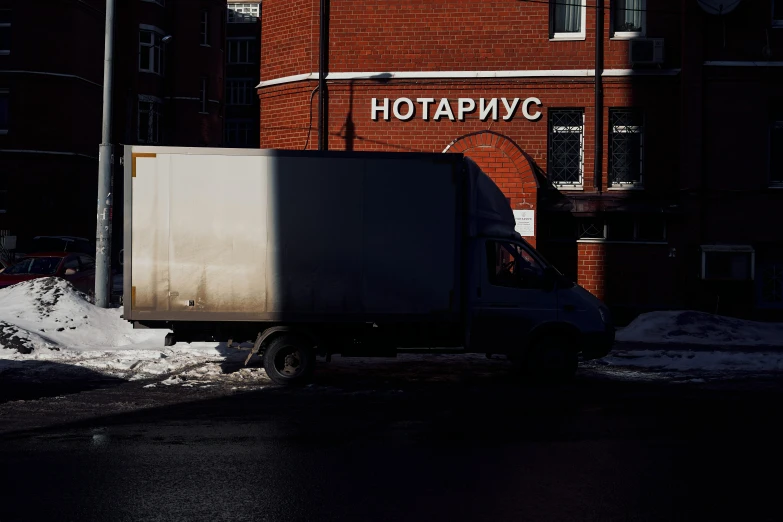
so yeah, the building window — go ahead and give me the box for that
[0,89,8,135]
[139,29,163,74]
[227,79,253,105]
[605,214,666,242]
[701,246,755,281]
[550,0,586,40]
[548,109,584,187]
[226,119,253,147]
[774,1,783,28]
[758,261,783,307]
[612,0,646,37]
[771,121,783,186]
[138,97,161,144]
[200,10,209,46]
[0,9,10,55]
[228,2,260,23]
[609,109,644,187]
[199,78,208,114]
[227,39,253,64]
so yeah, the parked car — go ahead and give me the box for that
[0,252,96,295]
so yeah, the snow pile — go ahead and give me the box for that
[616,311,783,347]
[595,349,783,374]
[0,278,233,381]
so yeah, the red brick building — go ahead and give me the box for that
[257,0,783,323]
[0,0,225,262]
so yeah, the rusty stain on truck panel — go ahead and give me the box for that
[132,153,156,177]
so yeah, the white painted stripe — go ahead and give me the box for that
[0,149,99,160]
[704,61,783,67]
[0,70,101,88]
[256,68,682,88]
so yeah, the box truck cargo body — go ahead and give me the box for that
[125,147,613,384]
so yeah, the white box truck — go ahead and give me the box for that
[124,146,614,384]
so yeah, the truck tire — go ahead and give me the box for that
[524,335,578,383]
[262,334,316,386]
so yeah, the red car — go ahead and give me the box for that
[0,252,96,294]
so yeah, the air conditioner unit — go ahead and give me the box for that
[629,38,665,65]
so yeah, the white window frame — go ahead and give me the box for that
[551,0,587,41]
[0,9,10,55]
[612,0,646,39]
[549,111,585,189]
[200,10,209,46]
[0,88,8,135]
[700,245,755,281]
[772,121,783,187]
[227,38,254,64]
[138,95,162,145]
[774,0,783,28]
[228,3,260,23]
[226,119,254,147]
[139,25,165,75]
[227,78,253,106]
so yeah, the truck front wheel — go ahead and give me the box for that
[263,334,316,386]
[524,335,578,383]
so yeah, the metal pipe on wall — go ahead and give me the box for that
[318,0,329,150]
[594,0,604,194]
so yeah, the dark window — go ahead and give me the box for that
[606,215,635,240]
[548,109,584,186]
[199,78,208,113]
[774,1,783,22]
[227,39,253,64]
[703,251,753,281]
[550,0,584,36]
[577,218,605,240]
[771,122,783,185]
[0,9,10,53]
[486,241,546,289]
[226,119,253,147]
[139,30,163,74]
[636,215,666,241]
[138,99,161,144]
[200,10,209,45]
[759,262,783,306]
[0,89,8,133]
[613,0,645,34]
[4,257,60,276]
[609,109,644,186]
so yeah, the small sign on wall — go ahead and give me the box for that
[513,210,535,237]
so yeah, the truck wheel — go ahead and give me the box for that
[262,334,315,386]
[524,336,578,383]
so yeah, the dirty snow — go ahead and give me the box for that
[0,278,246,382]
[595,348,783,373]
[616,311,783,347]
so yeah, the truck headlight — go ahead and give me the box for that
[598,306,610,325]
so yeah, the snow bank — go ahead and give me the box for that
[598,349,783,373]
[0,278,229,381]
[616,311,783,347]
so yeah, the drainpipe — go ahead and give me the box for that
[594,0,604,194]
[318,0,328,150]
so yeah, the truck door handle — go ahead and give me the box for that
[563,304,575,312]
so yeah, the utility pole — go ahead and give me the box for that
[95,0,115,308]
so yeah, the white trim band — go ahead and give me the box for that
[256,68,682,88]
[0,70,102,88]
[0,149,99,160]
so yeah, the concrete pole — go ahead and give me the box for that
[95,0,115,308]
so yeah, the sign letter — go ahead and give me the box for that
[433,98,455,121]
[501,98,520,121]
[417,98,435,121]
[393,98,415,121]
[457,98,476,121]
[479,98,498,121]
[522,97,542,121]
[371,98,390,121]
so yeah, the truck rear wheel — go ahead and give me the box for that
[262,334,316,386]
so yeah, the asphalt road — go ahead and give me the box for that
[1,366,782,522]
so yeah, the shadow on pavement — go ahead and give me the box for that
[0,360,126,404]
